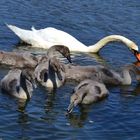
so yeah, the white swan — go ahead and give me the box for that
[7,24,139,54]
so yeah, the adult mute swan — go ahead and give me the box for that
[7,24,139,56]
[67,79,109,114]
[1,68,36,100]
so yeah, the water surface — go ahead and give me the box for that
[0,0,140,139]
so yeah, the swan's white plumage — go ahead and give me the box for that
[7,24,138,52]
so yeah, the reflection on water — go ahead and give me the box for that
[44,92,56,113]
[120,83,140,97]
[88,52,108,65]
[133,84,140,95]
[17,99,29,113]
[17,112,29,124]
[67,105,92,128]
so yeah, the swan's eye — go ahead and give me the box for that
[75,94,79,100]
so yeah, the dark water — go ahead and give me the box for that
[0,0,140,139]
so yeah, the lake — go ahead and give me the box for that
[0,0,140,139]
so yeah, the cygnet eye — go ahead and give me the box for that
[75,94,79,100]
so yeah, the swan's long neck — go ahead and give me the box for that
[121,69,132,85]
[46,70,63,89]
[121,65,140,85]
[88,35,138,53]
[46,75,56,89]
[20,73,32,99]
[46,60,63,89]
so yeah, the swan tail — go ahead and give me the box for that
[31,26,36,31]
[7,24,35,44]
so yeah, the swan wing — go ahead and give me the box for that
[35,27,87,50]
[7,24,87,51]
[7,24,50,48]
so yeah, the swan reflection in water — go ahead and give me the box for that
[66,104,95,128]
[120,82,140,97]
[44,92,56,113]
[17,101,29,140]
[17,99,29,112]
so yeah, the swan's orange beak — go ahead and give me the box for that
[134,61,140,67]
[132,49,140,61]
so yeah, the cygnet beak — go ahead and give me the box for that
[67,55,72,63]
[67,102,74,114]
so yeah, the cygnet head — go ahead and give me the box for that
[47,45,72,63]
[67,84,89,114]
[67,80,109,113]
[67,93,80,114]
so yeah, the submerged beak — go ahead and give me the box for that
[67,102,74,114]
[30,78,37,89]
[67,55,72,63]
[33,80,37,89]
[132,49,140,61]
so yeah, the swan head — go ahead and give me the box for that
[132,49,140,62]
[67,80,109,114]
[67,93,81,114]
[129,41,139,51]
[47,45,72,63]
[67,83,88,114]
